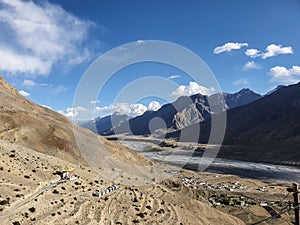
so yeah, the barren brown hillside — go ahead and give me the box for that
[0,77,149,166]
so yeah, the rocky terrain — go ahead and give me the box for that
[167,82,300,165]
[0,140,294,225]
[82,88,261,136]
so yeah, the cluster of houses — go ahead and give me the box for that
[180,176,286,209]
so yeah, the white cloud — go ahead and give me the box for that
[41,105,52,109]
[114,103,147,117]
[59,103,149,120]
[19,90,30,96]
[269,66,300,78]
[290,66,300,75]
[233,78,249,86]
[0,0,91,75]
[96,103,148,118]
[268,65,300,84]
[245,49,261,58]
[0,48,51,74]
[67,48,90,65]
[242,61,261,71]
[90,100,100,104]
[168,75,180,79]
[22,79,36,87]
[22,79,49,88]
[269,66,290,77]
[95,106,114,117]
[147,101,161,111]
[213,42,248,54]
[170,81,215,98]
[262,44,293,59]
[58,106,86,118]
[136,40,145,46]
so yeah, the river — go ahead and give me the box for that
[119,140,300,183]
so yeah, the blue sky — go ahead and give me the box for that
[0,0,299,119]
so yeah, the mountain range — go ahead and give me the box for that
[166,83,300,165]
[83,88,261,136]
[82,83,300,165]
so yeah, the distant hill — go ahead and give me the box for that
[83,88,261,136]
[81,113,129,135]
[167,82,300,165]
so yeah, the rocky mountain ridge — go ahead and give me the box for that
[83,88,262,136]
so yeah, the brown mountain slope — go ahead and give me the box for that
[0,77,149,166]
[0,140,247,225]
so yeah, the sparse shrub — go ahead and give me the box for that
[28,207,35,213]
[0,166,3,170]
[24,175,30,179]
[219,194,231,205]
[157,209,164,214]
[13,221,21,225]
[136,212,145,218]
[0,198,9,205]
[52,189,59,194]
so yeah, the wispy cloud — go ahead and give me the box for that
[245,44,293,59]
[19,90,30,96]
[59,100,163,120]
[90,100,100,104]
[0,0,92,76]
[41,105,52,110]
[170,81,215,98]
[213,42,248,54]
[168,75,180,80]
[135,40,145,46]
[242,61,261,71]
[233,78,249,86]
[268,65,300,84]
[58,106,86,118]
[22,79,49,88]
